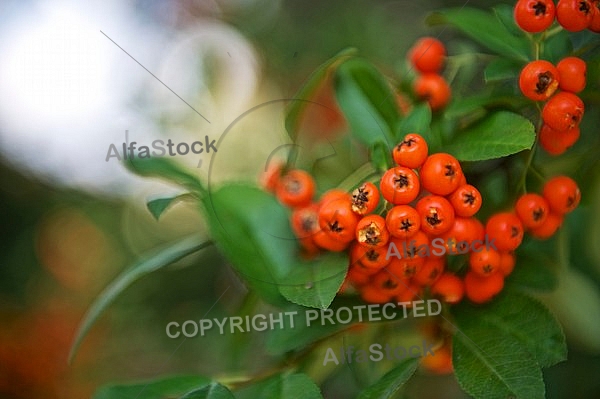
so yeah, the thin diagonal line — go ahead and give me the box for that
[133,285,230,399]
[101,30,211,124]
[377,0,472,109]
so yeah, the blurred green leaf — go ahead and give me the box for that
[452,325,545,399]
[278,253,348,309]
[180,382,235,399]
[444,111,535,161]
[69,236,210,363]
[454,292,566,368]
[357,357,419,399]
[484,58,521,83]
[93,375,210,399]
[427,8,530,61]
[543,30,573,64]
[508,255,558,291]
[285,48,357,141]
[334,58,399,150]
[201,184,297,306]
[125,156,206,194]
[236,373,323,399]
[493,4,526,37]
[396,103,432,138]
[147,193,194,220]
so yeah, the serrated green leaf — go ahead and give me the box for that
[278,253,348,309]
[452,326,545,399]
[484,58,521,83]
[93,375,210,399]
[201,184,297,306]
[285,48,357,141]
[126,156,206,194]
[357,357,419,399]
[444,111,535,161]
[147,193,194,220]
[427,8,530,61]
[334,58,399,150]
[69,236,210,363]
[180,382,235,399]
[454,292,566,368]
[236,373,323,399]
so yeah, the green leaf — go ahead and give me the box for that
[201,184,297,306]
[427,8,530,61]
[266,309,346,355]
[126,156,206,194]
[285,48,357,141]
[334,58,399,149]
[454,292,566,368]
[236,373,323,399]
[93,375,210,399]
[493,4,526,37]
[542,30,573,64]
[507,255,558,291]
[180,382,235,399]
[484,58,521,83]
[357,357,419,399]
[396,103,432,138]
[147,193,194,220]
[452,325,545,399]
[69,236,210,363]
[444,111,535,161]
[278,253,348,309]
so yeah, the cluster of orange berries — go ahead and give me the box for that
[261,132,579,308]
[408,37,451,111]
[519,56,587,155]
[515,0,600,33]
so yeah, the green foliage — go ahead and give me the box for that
[201,184,297,306]
[427,7,530,61]
[125,156,206,194]
[278,253,348,309]
[236,373,323,399]
[69,236,211,363]
[444,111,535,161]
[180,383,235,399]
[334,57,400,150]
[93,375,211,399]
[357,358,419,399]
[146,193,194,220]
[285,48,357,141]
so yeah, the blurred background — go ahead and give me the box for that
[1,0,599,398]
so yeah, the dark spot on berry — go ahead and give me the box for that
[579,0,591,14]
[366,249,379,261]
[533,1,547,16]
[463,192,476,205]
[511,226,520,238]
[444,164,456,177]
[532,208,545,222]
[329,221,343,233]
[536,71,553,94]
[426,211,442,227]
[399,137,417,149]
[400,218,413,232]
[567,196,575,208]
[483,264,493,274]
[383,279,397,290]
[394,173,410,188]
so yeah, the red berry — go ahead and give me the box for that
[408,37,447,74]
[542,175,581,214]
[556,56,587,93]
[486,212,524,251]
[556,0,593,31]
[351,182,380,215]
[542,92,585,131]
[420,153,464,196]
[275,169,316,207]
[413,74,451,111]
[515,193,550,229]
[380,166,421,205]
[539,124,580,155]
[514,0,557,32]
[392,133,429,169]
[519,60,560,101]
[416,195,456,236]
